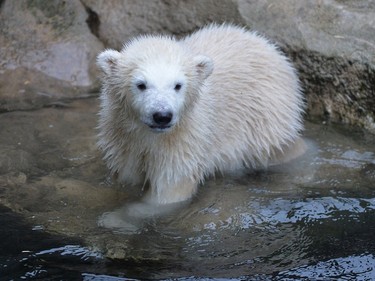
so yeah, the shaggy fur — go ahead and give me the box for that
[97,24,304,204]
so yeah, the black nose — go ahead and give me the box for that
[153,111,173,125]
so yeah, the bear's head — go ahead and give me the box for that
[97,36,213,133]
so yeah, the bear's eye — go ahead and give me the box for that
[136,82,147,91]
[174,83,182,91]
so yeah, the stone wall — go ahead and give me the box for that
[1,0,374,132]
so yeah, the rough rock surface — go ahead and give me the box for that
[0,0,104,112]
[236,0,375,132]
[81,0,243,50]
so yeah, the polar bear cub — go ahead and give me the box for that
[96,24,305,205]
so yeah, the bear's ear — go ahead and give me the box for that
[193,55,214,80]
[97,49,122,75]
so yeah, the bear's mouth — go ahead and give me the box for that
[148,124,172,132]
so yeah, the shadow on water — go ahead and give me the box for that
[0,205,85,280]
[0,98,375,280]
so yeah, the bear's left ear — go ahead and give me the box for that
[193,55,214,80]
[97,49,122,75]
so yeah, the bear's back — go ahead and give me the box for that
[182,25,283,79]
[181,24,301,106]
[181,24,304,166]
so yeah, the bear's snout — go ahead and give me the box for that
[153,111,173,126]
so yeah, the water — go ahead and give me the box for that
[0,98,374,280]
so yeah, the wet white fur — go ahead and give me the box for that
[97,24,305,205]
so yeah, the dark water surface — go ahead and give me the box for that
[0,98,374,280]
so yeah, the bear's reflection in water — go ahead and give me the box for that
[97,138,316,234]
[98,200,190,234]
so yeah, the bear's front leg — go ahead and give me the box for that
[98,177,195,232]
[145,176,198,205]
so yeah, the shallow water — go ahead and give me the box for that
[0,98,374,280]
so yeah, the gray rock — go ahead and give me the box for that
[237,0,375,64]
[236,0,375,132]
[0,0,104,112]
[81,0,243,50]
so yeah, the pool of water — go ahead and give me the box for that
[0,98,374,280]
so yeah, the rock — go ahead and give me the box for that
[0,0,104,112]
[0,147,34,175]
[0,98,101,177]
[0,98,129,235]
[81,0,243,50]
[236,0,375,133]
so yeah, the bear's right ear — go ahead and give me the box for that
[97,49,122,75]
[194,55,214,80]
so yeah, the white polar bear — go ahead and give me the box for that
[97,24,305,205]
